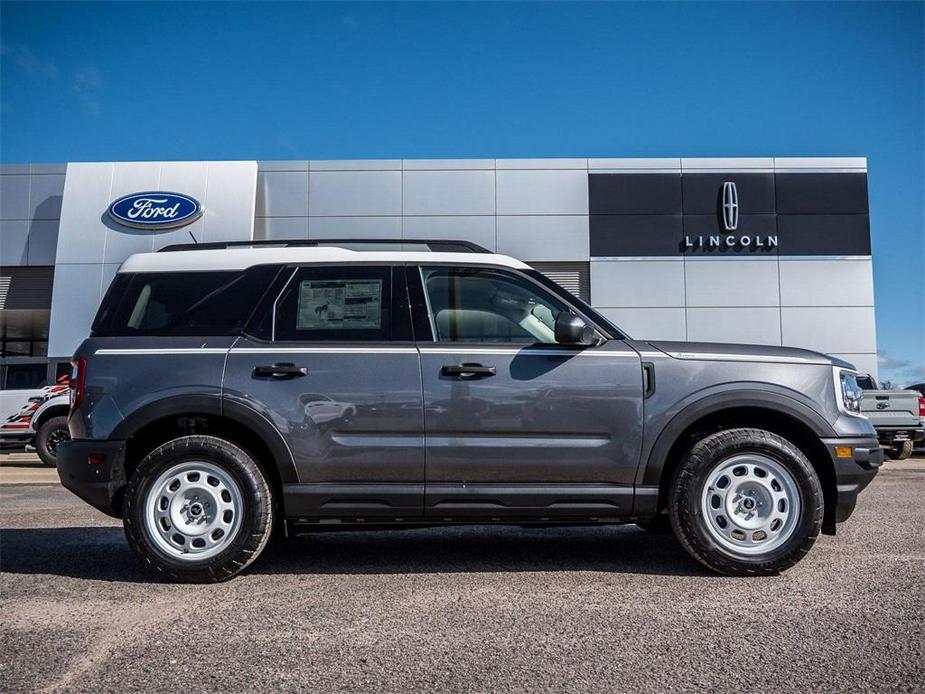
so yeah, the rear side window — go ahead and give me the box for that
[271,266,410,342]
[92,266,280,336]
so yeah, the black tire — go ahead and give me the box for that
[886,440,913,461]
[123,435,273,583]
[668,428,823,576]
[635,514,673,534]
[35,415,70,467]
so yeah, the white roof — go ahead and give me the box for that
[118,247,531,273]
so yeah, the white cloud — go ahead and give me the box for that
[1,43,58,78]
[878,351,925,385]
[72,66,103,115]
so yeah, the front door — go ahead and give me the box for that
[413,265,643,519]
[223,265,424,520]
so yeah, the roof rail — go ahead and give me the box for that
[157,238,492,254]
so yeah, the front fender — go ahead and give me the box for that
[637,385,836,488]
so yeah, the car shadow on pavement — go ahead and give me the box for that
[0,524,712,582]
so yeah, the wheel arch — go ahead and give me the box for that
[32,403,70,430]
[112,395,297,513]
[642,390,840,534]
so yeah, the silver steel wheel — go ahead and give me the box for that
[143,461,244,562]
[700,453,802,556]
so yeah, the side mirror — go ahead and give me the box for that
[554,313,595,346]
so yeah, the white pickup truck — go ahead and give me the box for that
[858,375,925,459]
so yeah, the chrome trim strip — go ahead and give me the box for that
[230,347,419,354]
[94,348,229,355]
[665,351,826,364]
[417,347,620,357]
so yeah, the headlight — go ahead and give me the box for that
[834,368,864,416]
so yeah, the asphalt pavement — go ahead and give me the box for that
[1,454,923,693]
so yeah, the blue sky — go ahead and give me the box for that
[1,1,923,383]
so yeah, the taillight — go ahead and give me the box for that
[919,397,925,418]
[69,358,87,411]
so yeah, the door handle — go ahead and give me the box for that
[441,363,496,379]
[253,363,308,379]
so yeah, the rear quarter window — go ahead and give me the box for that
[92,266,281,337]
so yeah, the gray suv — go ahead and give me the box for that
[57,240,881,582]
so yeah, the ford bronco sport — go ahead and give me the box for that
[56,240,881,582]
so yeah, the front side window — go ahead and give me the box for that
[421,266,572,344]
[273,266,406,342]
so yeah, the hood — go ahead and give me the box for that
[644,341,853,369]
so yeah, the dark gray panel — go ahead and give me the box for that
[776,215,871,255]
[776,173,869,214]
[590,215,682,257]
[682,173,775,214]
[589,174,681,215]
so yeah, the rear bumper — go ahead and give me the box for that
[820,436,882,529]
[56,439,127,518]
[874,426,924,444]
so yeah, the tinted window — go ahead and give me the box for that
[857,375,876,390]
[92,266,279,337]
[273,266,407,342]
[3,364,47,390]
[421,266,571,344]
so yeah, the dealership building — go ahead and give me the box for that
[0,156,877,390]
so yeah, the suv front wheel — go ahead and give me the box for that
[669,428,822,576]
[123,435,274,583]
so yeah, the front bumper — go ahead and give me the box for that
[820,436,882,530]
[56,439,127,518]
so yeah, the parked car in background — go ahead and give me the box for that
[857,375,925,460]
[0,376,71,466]
[904,383,925,454]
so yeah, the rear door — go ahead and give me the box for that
[411,265,643,519]
[223,265,424,520]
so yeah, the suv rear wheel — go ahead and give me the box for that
[123,435,273,583]
[669,428,822,576]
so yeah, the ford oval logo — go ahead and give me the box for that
[108,191,202,230]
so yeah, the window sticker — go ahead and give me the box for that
[296,279,382,330]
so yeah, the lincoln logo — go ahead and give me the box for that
[722,181,739,231]
[108,192,202,230]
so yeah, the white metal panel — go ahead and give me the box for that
[779,259,874,306]
[309,170,402,216]
[255,171,309,217]
[102,162,161,262]
[685,258,780,307]
[781,306,877,354]
[254,216,310,241]
[309,216,402,239]
[0,175,29,220]
[596,307,686,340]
[47,263,105,357]
[402,170,495,216]
[27,174,65,220]
[591,259,685,308]
[402,159,494,170]
[496,169,589,215]
[497,215,588,261]
[687,307,782,345]
[54,163,114,264]
[0,220,29,266]
[401,216,496,251]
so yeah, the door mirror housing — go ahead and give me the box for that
[554,313,596,346]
